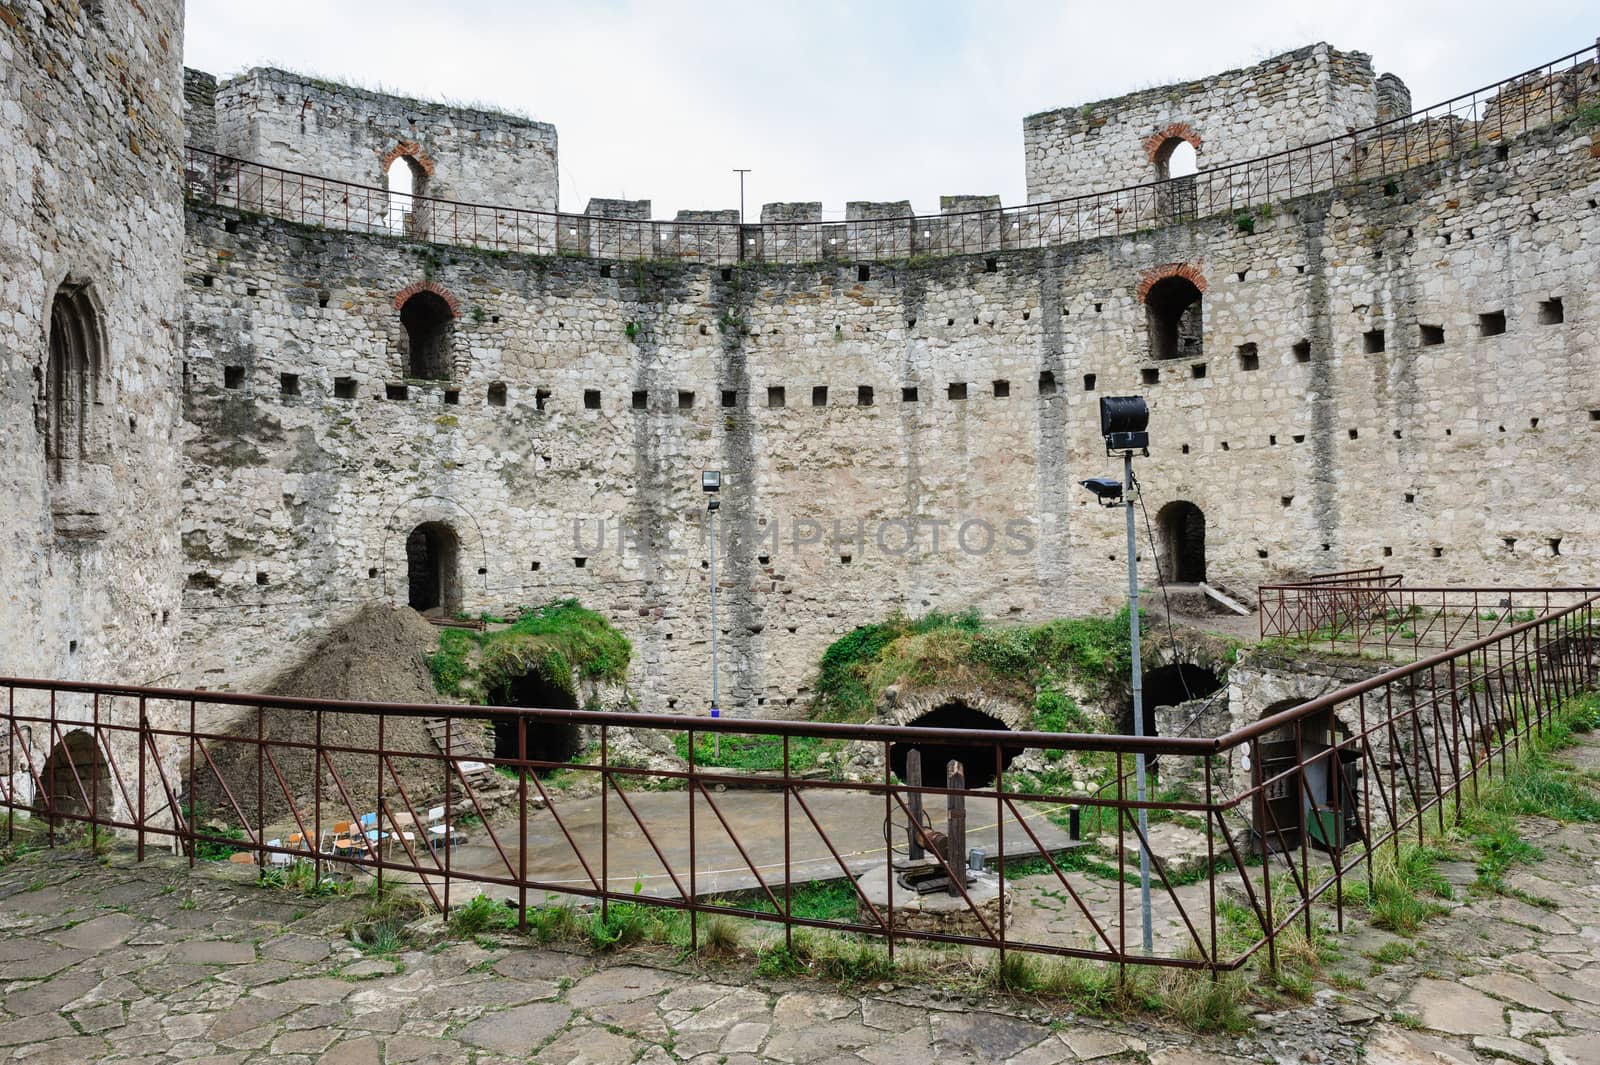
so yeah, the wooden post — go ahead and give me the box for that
[946,760,966,897]
[906,749,924,861]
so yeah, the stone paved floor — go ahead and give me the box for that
[0,734,1594,1065]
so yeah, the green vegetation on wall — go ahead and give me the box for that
[811,606,1138,725]
[426,598,631,703]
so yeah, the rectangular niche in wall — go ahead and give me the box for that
[224,366,245,389]
[1363,329,1386,354]
[385,383,408,401]
[992,379,1010,398]
[1420,324,1444,346]
[947,382,968,400]
[1237,343,1259,371]
[767,386,786,408]
[1477,311,1507,337]
[1538,298,1564,325]
[333,377,358,399]
[584,389,601,409]
[1292,339,1311,363]
[678,390,695,409]
[901,386,919,402]
[857,385,874,406]
[279,373,300,396]
[812,386,828,407]
[488,383,507,407]
[632,390,648,410]
[535,388,551,411]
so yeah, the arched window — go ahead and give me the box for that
[406,521,461,614]
[43,282,104,480]
[1154,138,1198,180]
[1145,275,1203,359]
[399,291,454,380]
[385,155,427,234]
[1157,501,1206,583]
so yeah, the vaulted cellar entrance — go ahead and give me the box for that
[888,701,1022,790]
[1125,663,1223,738]
[34,729,112,823]
[1157,501,1206,583]
[405,521,460,614]
[1251,700,1362,855]
[486,671,583,773]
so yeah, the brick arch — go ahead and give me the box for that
[1136,263,1207,302]
[392,281,460,317]
[1143,122,1203,163]
[379,140,436,179]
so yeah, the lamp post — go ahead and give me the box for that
[1080,395,1154,954]
[733,169,751,225]
[702,470,722,759]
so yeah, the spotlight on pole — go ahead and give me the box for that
[1081,395,1154,955]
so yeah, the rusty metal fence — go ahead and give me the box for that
[1260,571,1599,659]
[2,593,1595,974]
[182,43,1599,264]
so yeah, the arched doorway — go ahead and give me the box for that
[1251,701,1361,855]
[1145,276,1203,359]
[399,291,453,380]
[385,155,428,235]
[889,701,1022,790]
[1129,663,1222,737]
[1153,138,1198,181]
[405,522,460,614]
[487,671,583,773]
[1158,501,1206,583]
[34,730,111,823]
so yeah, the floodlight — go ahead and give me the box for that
[1099,395,1150,454]
[1079,478,1124,505]
[701,469,721,492]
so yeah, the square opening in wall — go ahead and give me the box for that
[812,386,828,407]
[768,386,786,408]
[1363,329,1386,354]
[386,383,408,401]
[902,386,919,402]
[334,377,357,399]
[531,561,541,571]
[367,567,377,578]
[599,264,612,278]
[632,390,648,410]
[857,265,870,282]
[857,385,874,406]
[722,390,738,408]
[573,557,587,568]
[1420,324,1444,346]
[1590,410,1600,422]
[678,390,695,409]
[255,572,268,585]
[584,389,601,410]
[488,383,507,407]
[1477,311,1507,337]
[224,366,245,389]
[1538,298,1564,325]
[536,388,551,411]
[1432,546,1444,558]
[1237,343,1259,370]
[1293,339,1311,363]
[1141,368,1160,386]
[1191,363,1207,379]
[279,373,300,396]
[947,382,968,400]
[1383,546,1393,557]
[444,389,460,405]
[992,379,1010,398]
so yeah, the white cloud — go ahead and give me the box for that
[183,0,1593,218]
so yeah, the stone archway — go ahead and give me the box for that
[887,697,1026,790]
[34,729,111,824]
[1157,500,1206,583]
[405,521,461,614]
[486,670,584,773]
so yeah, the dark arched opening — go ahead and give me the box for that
[488,671,582,774]
[1251,701,1362,855]
[1145,276,1203,360]
[1158,501,1206,583]
[405,521,460,614]
[400,291,453,380]
[889,702,1022,790]
[1126,663,1222,737]
[34,730,111,824]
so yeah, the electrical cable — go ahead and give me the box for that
[1130,467,1195,705]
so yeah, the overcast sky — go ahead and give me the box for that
[184,1,1594,219]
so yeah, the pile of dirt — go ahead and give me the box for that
[191,603,500,835]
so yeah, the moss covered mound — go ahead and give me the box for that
[427,598,631,703]
[811,607,1136,726]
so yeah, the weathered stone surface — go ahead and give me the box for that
[1403,978,1507,1036]
[457,1003,573,1054]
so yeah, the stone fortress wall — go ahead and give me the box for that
[1024,44,1405,199]
[174,41,1600,718]
[0,0,187,689]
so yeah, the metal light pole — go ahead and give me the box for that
[1083,395,1154,955]
[1123,448,1154,955]
[702,471,722,759]
[733,169,751,225]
